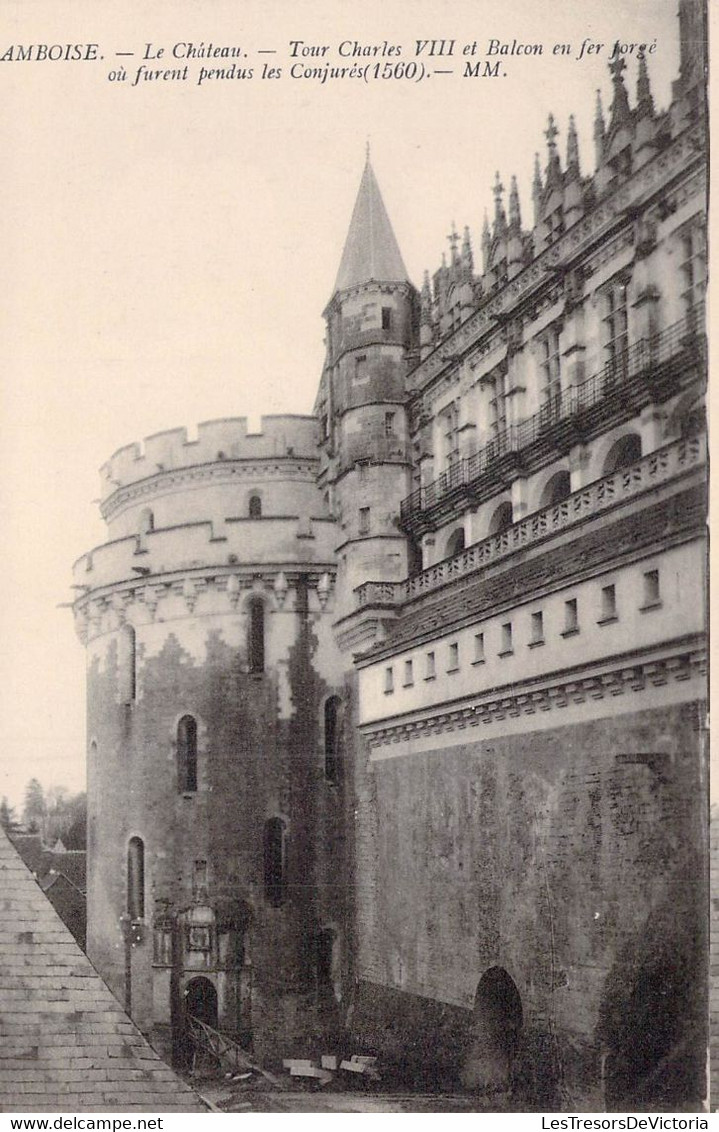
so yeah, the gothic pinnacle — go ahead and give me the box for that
[509,175,521,230]
[608,54,631,129]
[566,114,580,177]
[636,55,655,117]
[492,171,506,234]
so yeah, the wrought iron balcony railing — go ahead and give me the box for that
[400,304,705,526]
[355,432,705,610]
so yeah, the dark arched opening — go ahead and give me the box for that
[249,494,262,519]
[488,501,514,536]
[445,527,466,559]
[120,624,136,705]
[324,696,341,784]
[601,957,697,1109]
[127,836,145,921]
[407,538,424,577]
[462,967,523,1093]
[177,715,198,793]
[248,598,265,674]
[540,470,572,508]
[603,432,642,475]
[185,976,218,1028]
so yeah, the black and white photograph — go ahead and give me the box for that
[0,0,709,1117]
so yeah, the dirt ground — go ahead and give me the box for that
[199,1081,514,1113]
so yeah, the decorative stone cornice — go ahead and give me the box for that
[72,565,337,643]
[361,641,706,751]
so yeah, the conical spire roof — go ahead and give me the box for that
[333,156,409,294]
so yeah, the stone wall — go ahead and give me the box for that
[347,701,707,1109]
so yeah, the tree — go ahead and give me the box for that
[0,797,16,832]
[23,778,46,834]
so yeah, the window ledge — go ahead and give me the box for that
[402,682,414,689]
[424,674,436,682]
[498,648,514,658]
[471,658,486,667]
[639,600,663,613]
[560,627,580,638]
[597,614,619,626]
[384,689,394,696]
[528,639,545,649]
[446,666,460,674]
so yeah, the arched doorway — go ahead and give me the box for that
[603,432,642,475]
[461,967,523,1093]
[185,976,218,1029]
[445,527,466,558]
[540,470,571,508]
[488,501,514,536]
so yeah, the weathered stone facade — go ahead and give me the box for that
[74,2,707,1109]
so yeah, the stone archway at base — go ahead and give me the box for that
[461,967,523,1092]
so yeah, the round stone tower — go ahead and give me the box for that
[72,415,348,1063]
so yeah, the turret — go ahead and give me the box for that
[316,154,418,623]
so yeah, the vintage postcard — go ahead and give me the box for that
[0,0,709,1116]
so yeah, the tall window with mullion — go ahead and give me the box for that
[540,325,562,422]
[602,280,629,378]
[679,225,706,325]
[441,402,460,480]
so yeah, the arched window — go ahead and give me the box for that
[324,697,342,783]
[540,470,572,509]
[445,527,466,559]
[127,837,145,920]
[119,624,136,705]
[603,433,642,475]
[248,495,262,519]
[138,507,154,534]
[177,715,198,793]
[263,817,287,907]
[248,598,265,674]
[488,500,513,536]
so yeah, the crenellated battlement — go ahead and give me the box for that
[100,415,320,498]
[72,513,337,593]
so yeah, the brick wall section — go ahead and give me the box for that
[0,827,206,1113]
[710,804,719,1106]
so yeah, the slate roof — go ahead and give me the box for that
[11,836,87,893]
[333,157,409,294]
[0,827,206,1113]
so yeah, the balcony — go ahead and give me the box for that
[355,432,705,611]
[400,305,705,533]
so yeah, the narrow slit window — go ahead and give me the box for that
[500,623,513,655]
[473,632,485,664]
[642,569,660,608]
[530,611,544,645]
[248,598,265,673]
[324,696,341,783]
[127,837,145,921]
[403,660,414,687]
[249,495,262,519]
[384,667,394,694]
[359,507,370,535]
[120,624,137,705]
[563,598,579,635]
[599,584,617,623]
[263,818,287,907]
[381,307,392,331]
[448,642,459,671]
[425,652,436,680]
[177,715,198,793]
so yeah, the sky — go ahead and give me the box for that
[0,0,684,811]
